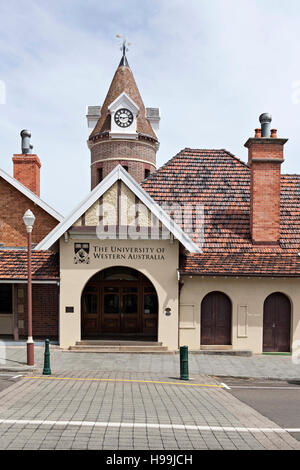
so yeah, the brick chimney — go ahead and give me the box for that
[244,114,288,245]
[12,130,41,197]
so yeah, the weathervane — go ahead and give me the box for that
[116,34,131,58]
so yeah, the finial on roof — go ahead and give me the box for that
[116,34,131,67]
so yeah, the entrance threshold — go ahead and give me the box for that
[67,339,170,353]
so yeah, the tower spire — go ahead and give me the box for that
[116,35,130,68]
[119,40,129,67]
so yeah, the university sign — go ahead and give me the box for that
[74,243,166,263]
[93,245,166,261]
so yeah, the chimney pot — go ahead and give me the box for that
[255,128,262,138]
[259,113,272,137]
[20,129,32,154]
[270,128,278,138]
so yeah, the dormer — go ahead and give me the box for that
[108,92,139,140]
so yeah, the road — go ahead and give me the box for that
[219,377,300,441]
[0,371,298,450]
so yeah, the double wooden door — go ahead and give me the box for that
[263,293,291,352]
[201,292,232,345]
[81,276,158,338]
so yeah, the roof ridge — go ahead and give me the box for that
[143,147,250,182]
[281,173,300,177]
[220,149,249,169]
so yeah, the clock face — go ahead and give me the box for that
[114,108,134,128]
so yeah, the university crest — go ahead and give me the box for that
[74,243,90,264]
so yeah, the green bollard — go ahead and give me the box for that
[43,339,51,375]
[180,345,189,380]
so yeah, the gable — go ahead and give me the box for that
[35,165,201,253]
[0,177,60,247]
[72,181,157,232]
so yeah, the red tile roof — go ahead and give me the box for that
[0,250,59,280]
[142,148,300,276]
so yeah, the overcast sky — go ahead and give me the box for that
[1,0,300,215]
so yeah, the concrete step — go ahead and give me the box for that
[200,345,233,350]
[192,350,252,357]
[68,344,169,353]
[76,340,163,346]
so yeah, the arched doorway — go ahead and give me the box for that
[201,292,232,345]
[263,293,291,352]
[81,267,158,340]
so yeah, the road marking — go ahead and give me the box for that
[24,376,224,388]
[0,418,296,433]
[221,382,231,390]
[228,386,300,390]
[12,375,23,379]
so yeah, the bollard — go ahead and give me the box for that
[42,339,51,375]
[180,345,189,380]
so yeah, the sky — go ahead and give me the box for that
[1,0,300,215]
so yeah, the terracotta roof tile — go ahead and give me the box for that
[142,148,300,276]
[0,250,59,280]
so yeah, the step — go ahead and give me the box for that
[200,345,233,351]
[76,340,162,346]
[70,345,168,351]
[191,350,252,357]
[67,345,170,353]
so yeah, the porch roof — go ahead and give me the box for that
[0,250,59,280]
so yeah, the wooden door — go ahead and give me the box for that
[121,288,139,333]
[81,286,99,337]
[142,286,158,335]
[101,286,121,333]
[263,293,291,352]
[81,268,158,338]
[201,292,231,345]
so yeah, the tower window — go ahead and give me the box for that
[97,168,103,184]
[144,169,150,179]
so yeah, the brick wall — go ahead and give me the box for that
[90,138,157,188]
[0,178,58,247]
[246,138,286,244]
[17,284,58,338]
[12,154,41,196]
[250,161,282,243]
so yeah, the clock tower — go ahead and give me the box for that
[87,45,160,189]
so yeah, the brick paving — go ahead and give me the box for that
[0,371,299,450]
[1,346,300,380]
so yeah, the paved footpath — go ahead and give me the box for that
[2,346,300,380]
[0,370,299,450]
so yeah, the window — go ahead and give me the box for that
[144,169,150,179]
[97,168,103,184]
[0,285,13,314]
[144,288,158,314]
[82,294,97,314]
[103,267,139,281]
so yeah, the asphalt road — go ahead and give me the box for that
[219,376,300,441]
[0,374,22,393]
